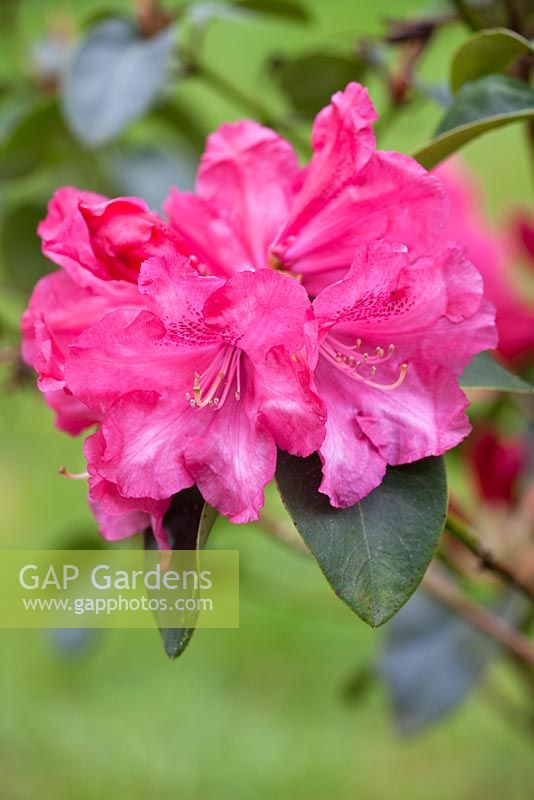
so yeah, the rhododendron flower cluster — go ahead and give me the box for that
[66,258,325,527]
[21,83,497,545]
[435,160,534,366]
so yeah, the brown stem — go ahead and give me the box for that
[424,566,534,667]
[134,0,172,36]
[502,0,522,33]
[389,38,430,106]
[383,14,457,44]
[446,515,534,603]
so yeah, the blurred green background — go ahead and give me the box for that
[0,1,533,798]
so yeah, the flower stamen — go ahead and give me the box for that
[58,466,89,480]
[187,346,243,410]
[321,335,408,391]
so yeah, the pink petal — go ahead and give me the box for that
[42,389,96,436]
[312,238,497,503]
[38,187,105,238]
[354,361,472,466]
[65,307,200,415]
[22,269,142,433]
[415,298,497,377]
[202,269,312,358]
[254,345,326,456]
[314,243,496,374]
[470,427,527,506]
[350,150,448,255]
[276,83,377,237]
[279,145,447,293]
[138,254,224,333]
[87,448,170,543]
[183,362,277,523]
[23,270,140,384]
[436,160,534,364]
[79,197,185,282]
[90,391,195,501]
[313,242,446,334]
[315,359,387,507]
[89,499,150,541]
[37,187,108,288]
[516,213,534,261]
[165,120,299,274]
[163,191,249,277]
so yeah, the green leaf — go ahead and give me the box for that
[0,99,71,180]
[0,202,51,294]
[271,52,366,117]
[459,351,534,394]
[151,98,207,151]
[144,487,218,659]
[233,0,309,22]
[276,453,447,628]
[412,74,534,170]
[63,19,175,146]
[450,28,532,93]
[451,0,534,33]
[0,91,37,145]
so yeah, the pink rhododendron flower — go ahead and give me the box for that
[22,187,187,542]
[435,160,534,365]
[469,427,527,507]
[311,242,497,507]
[21,86,502,545]
[21,187,185,434]
[165,83,446,293]
[64,257,326,523]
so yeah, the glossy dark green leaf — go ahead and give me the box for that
[379,588,527,734]
[276,453,447,628]
[0,202,51,294]
[412,75,534,170]
[450,28,532,93]
[63,19,175,146]
[144,487,218,659]
[459,351,534,394]
[272,52,366,117]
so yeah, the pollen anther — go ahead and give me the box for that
[321,335,408,392]
[189,346,243,410]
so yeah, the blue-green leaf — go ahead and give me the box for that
[63,19,175,146]
[459,352,534,395]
